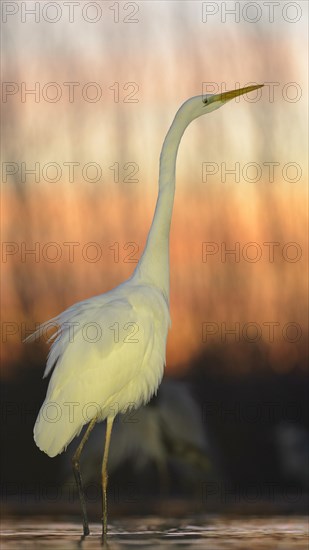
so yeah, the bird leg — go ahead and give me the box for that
[72,415,98,536]
[101,416,115,540]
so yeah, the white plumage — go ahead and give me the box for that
[32,282,170,457]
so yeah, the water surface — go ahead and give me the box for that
[1,516,308,549]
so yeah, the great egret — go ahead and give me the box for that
[29,84,263,538]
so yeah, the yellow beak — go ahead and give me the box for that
[208,84,264,104]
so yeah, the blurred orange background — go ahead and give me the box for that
[1,1,308,378]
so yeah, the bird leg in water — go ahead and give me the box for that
[72,415,98,536]
[102,416,115,539]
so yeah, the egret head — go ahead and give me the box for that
[179,84,264,122]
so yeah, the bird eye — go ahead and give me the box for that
[203,97,208,105]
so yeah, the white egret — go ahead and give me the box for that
[29,84,263,538]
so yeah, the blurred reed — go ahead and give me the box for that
[2,2,308,376]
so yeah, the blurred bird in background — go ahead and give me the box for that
[64,379,212,496]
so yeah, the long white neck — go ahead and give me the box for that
[132,108,191,302]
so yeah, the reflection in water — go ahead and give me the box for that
[1,517,308,549]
